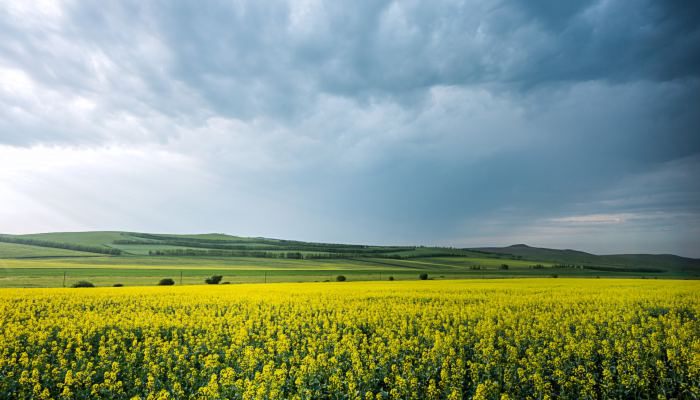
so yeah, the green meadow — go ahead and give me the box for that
[0,231,697,288]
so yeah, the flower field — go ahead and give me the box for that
[0,279,698,399]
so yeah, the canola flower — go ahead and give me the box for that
[0,279,698,399]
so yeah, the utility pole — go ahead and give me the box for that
[264,271,267,284]
[180,271,183,285]
[63,271,66,288]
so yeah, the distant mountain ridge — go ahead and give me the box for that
[469,244,700,274]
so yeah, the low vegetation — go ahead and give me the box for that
[70,280,94,288]
[204,275,223,284]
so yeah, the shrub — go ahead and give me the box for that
[500,264,509,270]
[551,274,559,278]
[71,281,94,288]
[113,283,124,287]
[388,276,395,281]
[205,275,223,284]
[336,275,346,282]
[158,278,175,286]
[221,281,231,285]
[419,273,429,280]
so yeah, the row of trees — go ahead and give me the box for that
[147,249,470,260]
[70,273,438,288]
[0,235,122,255]
[121,233,414,254]
[122,240,411,254]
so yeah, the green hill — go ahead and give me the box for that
[470,244,700,274]
[0,232,697,287]
[0,242,102,258]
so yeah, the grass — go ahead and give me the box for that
[0,258,680,288]
[0,230,696,288]
[0,242,100,258]
[18,231,128,248]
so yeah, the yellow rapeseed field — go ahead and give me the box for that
[0,279,698,399]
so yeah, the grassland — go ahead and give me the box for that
[0,231,697,287]
[0,242,100,258]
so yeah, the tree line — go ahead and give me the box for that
[148,249,466,260]
[119,238,413,254]
[0,235,122,255]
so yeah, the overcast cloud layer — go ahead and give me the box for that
[1,0,699,256]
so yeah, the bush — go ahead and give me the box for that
[221,281,231,285]
[205,275,223,284]
[158,278,175,286]
[551,274,559,278]
[388,276,395,281]
[113,283,124,287]
[71,281,94,288]
[336,275,346,282]
[500,264,509,270]
[419,273,429,280]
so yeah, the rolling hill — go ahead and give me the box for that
[0,231,697,287]
[470,244,700,274]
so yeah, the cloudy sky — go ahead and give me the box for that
[1,0,699,256]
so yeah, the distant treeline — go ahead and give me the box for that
[127,232,385,249]
[581,265,666,273]
[115,240,286,251]
[119,235,415,254]
[0,235,122,255]
[148,249,467,260]
[462,249,524,259]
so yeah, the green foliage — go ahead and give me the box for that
[336,275,346,282]
[419,273,429,280]
[205,275,223,284]
[158,278,175,286]
[71,280,95,288]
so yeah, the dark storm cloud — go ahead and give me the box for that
[4,0,698,126]
[146,0,700,115]
[0,0,698,255]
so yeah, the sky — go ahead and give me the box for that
[1,0,699,257]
